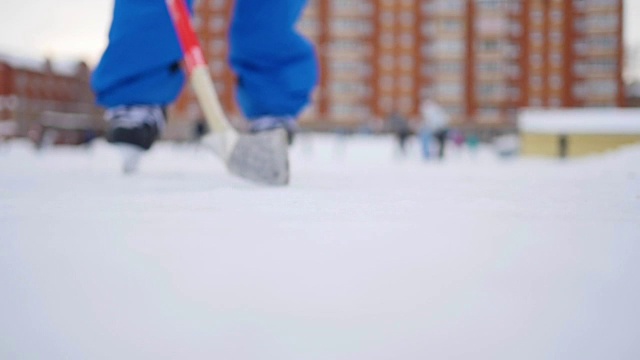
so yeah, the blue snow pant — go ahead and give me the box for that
[419,129,431,160]
[91,0,317,120]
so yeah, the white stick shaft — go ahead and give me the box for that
[190,66,233,134]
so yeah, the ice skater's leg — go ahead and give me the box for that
[229,0,317,126]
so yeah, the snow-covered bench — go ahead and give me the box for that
[35,111,97,148]
[519,108,640,158]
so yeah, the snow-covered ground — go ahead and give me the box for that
[1,135,639,359]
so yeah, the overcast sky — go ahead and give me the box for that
[1,0,639,71]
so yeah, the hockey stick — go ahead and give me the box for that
[166,0,289,185]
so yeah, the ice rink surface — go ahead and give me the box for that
[1,135,639,359]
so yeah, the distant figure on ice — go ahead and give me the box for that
[387,110,412,155]
[420,99,450,160]
[450,129,465,154]
[418,124,431,159]
[466,132,480,156]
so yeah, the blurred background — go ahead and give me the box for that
[1,0,639,158]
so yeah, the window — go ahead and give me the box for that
[209,0,225,9]
[208,16,226,32]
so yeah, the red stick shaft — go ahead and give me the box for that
[166,0,206,75]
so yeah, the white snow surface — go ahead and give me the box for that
[519,108,640,134]
[1,135,639,359]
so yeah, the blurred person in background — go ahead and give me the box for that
[420,98,450,160]
[466,131,480,157]
[450,128,466,154]
[387,110,412,155]
[418,121,431,160]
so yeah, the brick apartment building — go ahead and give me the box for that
[170,0,624,133]
[0,54,101,138]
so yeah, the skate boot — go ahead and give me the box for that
[105,105,165,174]
[248,115,297,145]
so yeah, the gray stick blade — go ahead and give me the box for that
[226,128,289,186]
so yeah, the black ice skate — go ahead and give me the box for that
[105,105,165,174]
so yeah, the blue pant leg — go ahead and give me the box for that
[420,129,432,159]
[229,0,318,120]
[91,0,195,107]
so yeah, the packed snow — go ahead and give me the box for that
[1,134,639,359]
[519,108,640,134]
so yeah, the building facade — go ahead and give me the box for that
[171,0,624,132]
[0,54,100,137]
